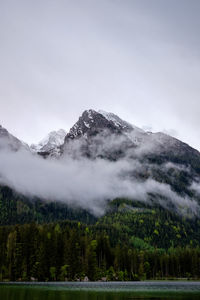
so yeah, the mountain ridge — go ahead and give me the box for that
[0,109,200,220]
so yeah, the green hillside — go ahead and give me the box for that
[0,191,200,281]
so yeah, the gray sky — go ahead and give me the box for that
[0,0,200,149]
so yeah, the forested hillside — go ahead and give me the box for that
[0,197,200,281]
[0,186,96,225]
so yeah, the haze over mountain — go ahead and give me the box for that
[0,109,200,219]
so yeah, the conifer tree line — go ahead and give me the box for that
[0,221,200,281]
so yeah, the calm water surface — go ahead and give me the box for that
[0,281,200,300]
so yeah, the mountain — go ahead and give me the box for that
[61,109,148,160]
[32,109,199,170]
[60,110,200,209]
[64,109,142,140]
[0,109,200,222]
[62,109,200,166]
[30,129,67,156]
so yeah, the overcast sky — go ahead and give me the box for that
[0,0,200,149]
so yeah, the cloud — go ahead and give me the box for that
[191,181,200,196]
[0,138,199,217]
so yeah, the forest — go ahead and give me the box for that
[1,186,200,281]
[0,219,200,282]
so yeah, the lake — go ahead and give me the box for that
[0,281,200,300]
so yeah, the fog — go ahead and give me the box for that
[0,141,198,216]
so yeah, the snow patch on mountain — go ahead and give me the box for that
[84,121,90,128]
[98,110,132,129]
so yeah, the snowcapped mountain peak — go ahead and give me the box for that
[31,129,67,153]
[66,109,133,141]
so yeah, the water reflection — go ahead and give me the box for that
[0,282,200,300]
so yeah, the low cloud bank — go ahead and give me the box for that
[0,145,199,217]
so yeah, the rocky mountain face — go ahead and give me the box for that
[31,109,200,213]
[66,109,134,140]
[60,110,200,173]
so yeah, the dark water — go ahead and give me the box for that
[0,281,200,300]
